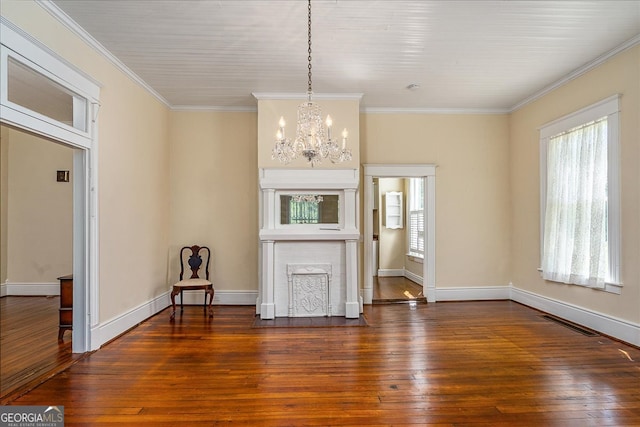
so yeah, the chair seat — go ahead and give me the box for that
[173,278,212,289]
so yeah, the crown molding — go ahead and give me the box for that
[252,92,363,101]
[361,106,509,115]
[36,0,171,108]
[171,105,257,113]
[510,34,640,113]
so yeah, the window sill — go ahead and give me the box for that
[537,268,622,295]
[406,253,424,263]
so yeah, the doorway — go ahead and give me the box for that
[363,164,436,305]
[372,177,425,303]
[1,20,100,355]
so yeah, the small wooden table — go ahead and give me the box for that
[57,274,73,341]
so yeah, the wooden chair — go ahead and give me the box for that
[170,245,214,320]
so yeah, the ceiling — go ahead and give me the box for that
[50,0,640,112]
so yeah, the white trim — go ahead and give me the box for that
[35,0,170,108]
[2,282,60,296]
[361,107,509,115]
[1,18,100,354]
[377,269,404,277]
[171,105,257,113]
[539,95,621,289]
[403,269,423,286]
[0,283,5,297]
[511,35,640,112]
[363,164,437,304]
[176,290,260,306]
[510,286,640,347]
[252,92,363,101]
[91,292,169,349]
[436,286,511,301]
[258,168,359,190]
[539,95,620,138]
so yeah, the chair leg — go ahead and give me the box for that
[170,287,179,321]
[207,287,214,318]
[180,289,184,313]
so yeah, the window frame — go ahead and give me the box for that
[407,177,425,260]
[539,95,621,293]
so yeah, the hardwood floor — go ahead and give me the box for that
[5,301,640,425]
[0,296,85,404]
[373,275,426,303]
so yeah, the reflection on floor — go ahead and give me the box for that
[0,296,84,404]
[372,276,426,304]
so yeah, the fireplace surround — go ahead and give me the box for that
[257,168,361,319]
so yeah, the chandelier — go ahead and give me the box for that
[271,0,352,167]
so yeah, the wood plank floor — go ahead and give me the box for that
[0,296,85,403]
[5,301,640,426]
[373,276,426,303]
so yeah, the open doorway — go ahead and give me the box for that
[363,164,436,306]
[1,20,100,359]
[372,177,425,304]
[0,124,85,402]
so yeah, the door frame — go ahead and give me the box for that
[363,164,436,304]
[1,18,100,353]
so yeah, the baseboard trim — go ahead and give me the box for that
[91,292,170,350]
[2,282,60,296]
[0,283,6,297]
[90,290,259,349]
[404,270,423,286]
[436,286,510,301]
[377,269,404,277]
[177,290,258,305]
[510,286,640,347]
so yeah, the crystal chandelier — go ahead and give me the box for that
[272,0,352,167]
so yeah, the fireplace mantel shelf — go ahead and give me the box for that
[260,228,360,241]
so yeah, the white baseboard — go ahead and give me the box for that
[0,283,6,297]
[510,286,640,347]
[436,286,510,301]
[404,270,423,285]
[2,282,60,296]
[91,291,170,349]
[377,269,423,285]
[377,269,404,277]
[90,290,259,349]
[173,289,258,305]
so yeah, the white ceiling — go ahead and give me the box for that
[50,0,640,112]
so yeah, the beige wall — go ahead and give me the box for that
[257,98,360,169]
[361,113,511,287]
[169,111,258,292]
[2,126,73,284]
[510,45,640,324]
[378,178,405,271]
[2,1,171,322]
[3,0,636,331]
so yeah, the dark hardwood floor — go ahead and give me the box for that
[4,300,640,425]
[373,275,426,303]
[0,296,85,404]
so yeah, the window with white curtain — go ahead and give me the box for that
[408,178,424,258]
[539,95,620,292]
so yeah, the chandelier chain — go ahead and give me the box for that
[271,0,352,166]
[307,0,312,95]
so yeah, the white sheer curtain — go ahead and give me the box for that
[542,118,608,287]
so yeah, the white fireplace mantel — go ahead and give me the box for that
[257,168,361,320]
